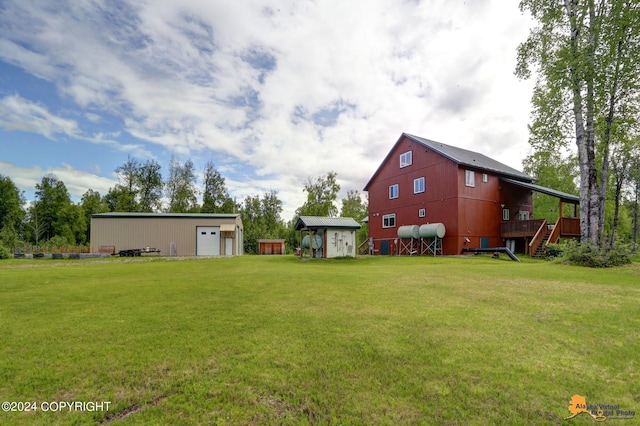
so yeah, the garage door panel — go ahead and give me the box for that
[197,226,220,255]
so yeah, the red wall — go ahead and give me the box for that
[366,135,532,255]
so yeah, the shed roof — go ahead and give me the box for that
[294,216,362,231]
[500,178,580,203]
[364,133,533,190]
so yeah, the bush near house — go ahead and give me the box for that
[0,245,10,259]
[555,240,632,268]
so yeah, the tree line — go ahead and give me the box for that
[0,159,368,255]
[517,0,640,250]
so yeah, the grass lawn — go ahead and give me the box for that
[0,255,638,425]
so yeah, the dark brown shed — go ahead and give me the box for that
[258,239,286,255]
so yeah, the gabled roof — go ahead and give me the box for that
[364,133,533,190]
[294,216,361,231]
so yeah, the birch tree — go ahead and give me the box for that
[517,0,640,246]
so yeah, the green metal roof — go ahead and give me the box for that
[294,216,362,231]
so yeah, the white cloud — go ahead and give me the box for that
[0,94,79,139]
[0,0,536,221]
[0,94,153,157]
[0,161,117,202]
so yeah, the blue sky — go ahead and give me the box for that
[0,0,535,220]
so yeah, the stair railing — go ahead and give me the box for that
[546,221,561,245]
[528,219,548,256]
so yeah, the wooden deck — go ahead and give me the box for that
[501,219,545,238]
[501,218,580,239]
[502,217,580,257]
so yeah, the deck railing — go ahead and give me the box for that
[547,221,561,245]
[502,218,581,240]
[559,217,581,236]
[501,219,545,238]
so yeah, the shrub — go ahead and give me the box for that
[545,243,564,259]
[45,235,71,247]
[0,245,11,260]
[560,240,631,268]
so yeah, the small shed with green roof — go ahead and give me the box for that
[294,216,361,259]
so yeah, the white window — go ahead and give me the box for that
[389,184,399,199]
[414,177,425,194]
[482,173,488,183]
[418,208,426,218]
[518,211,530,220]
[502,208,510,221]
[383,214,396,228]
[465,170,475,187]
[400,151,412,168]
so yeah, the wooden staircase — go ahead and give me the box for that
[532,228,552,258]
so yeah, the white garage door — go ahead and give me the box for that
[196,226,220,256]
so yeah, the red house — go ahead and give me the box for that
[363,133,580,256]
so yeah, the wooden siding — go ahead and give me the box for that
[259,240,285,255]
[366,135,534,255]
[367,135,461,254]
[91,215,243,256]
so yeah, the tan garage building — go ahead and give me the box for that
[91,213,243,256]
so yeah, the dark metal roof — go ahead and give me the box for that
[364,132,533,190]
[404,134,533,181]
[92,212,241,219]
[500,178,580,203]
[294,216,362,231]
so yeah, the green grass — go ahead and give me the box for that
[0,255,638,425]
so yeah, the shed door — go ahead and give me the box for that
[197,226,220,256]
[480,237,490,249]
[225,238,233,256]
[380,240,390,255]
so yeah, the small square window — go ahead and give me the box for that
[389,184,399,199]
[414,177,425,194]
[418,208,426,218]
[383,214,396,228]
[400,151,412,168]
[465,170,475,187]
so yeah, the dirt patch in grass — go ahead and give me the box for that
[100,395,167,425]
